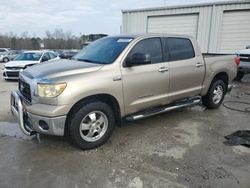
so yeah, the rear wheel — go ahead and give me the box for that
[202,79,226,109]
[3,57,9,62]
[68,101,115,150]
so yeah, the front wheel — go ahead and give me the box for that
[202,79,226,109]
[68,101,115,150]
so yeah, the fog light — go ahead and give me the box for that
[39,120,49,131]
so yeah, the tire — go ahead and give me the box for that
[3,57,9,62]
[235,72,244,81]
[68,101,115,150]
[202,79,226,109]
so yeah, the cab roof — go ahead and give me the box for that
[108,33,193,39]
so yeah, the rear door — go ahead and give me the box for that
[121,37,170,114]
[165,37,205,102]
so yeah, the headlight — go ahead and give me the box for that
[37,83,67,98]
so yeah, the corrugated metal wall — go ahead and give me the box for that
[147,13,199,38]
[122,1,250,53]
[219,10,250,53]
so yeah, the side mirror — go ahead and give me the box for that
[125,53,151,67]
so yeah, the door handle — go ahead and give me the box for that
[195,62,203,68]
[158,67,168,73]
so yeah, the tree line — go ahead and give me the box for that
[0,29,82,50]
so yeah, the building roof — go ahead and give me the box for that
[122,0,249,13]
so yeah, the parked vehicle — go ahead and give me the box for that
[59,50,79,59]
[11,34,238,149]
[235,48,250,81]
[2,50,59,80]
[0,48,10,53]
[81,42,92,48]
[0,50,22,62]
[53,49,64,57]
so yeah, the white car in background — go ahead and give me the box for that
[2,50,59,80]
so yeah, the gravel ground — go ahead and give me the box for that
[0,63,249,188]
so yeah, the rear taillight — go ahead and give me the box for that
[234,57,240,66]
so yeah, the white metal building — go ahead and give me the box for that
[122,0,250,53]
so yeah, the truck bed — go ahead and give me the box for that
[202,53,236,58]
[200,53,237,95]
[203,53,236,66]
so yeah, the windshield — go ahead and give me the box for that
[73,37,134,64]
[14,52,42,61]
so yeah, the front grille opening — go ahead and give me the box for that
[19,79,31,102]
[6,71,19,78]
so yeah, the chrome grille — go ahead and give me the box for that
[19,79,31,102]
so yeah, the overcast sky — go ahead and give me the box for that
[0,0,228,37]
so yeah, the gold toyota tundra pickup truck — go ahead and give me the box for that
[10,34,239,149]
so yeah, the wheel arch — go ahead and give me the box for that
[3,57,9,62]
[65,94,121,136]
[213,72,229,88]
[202,71,229,95]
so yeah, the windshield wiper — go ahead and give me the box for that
[77,59,95,63]
[76,58,103,64]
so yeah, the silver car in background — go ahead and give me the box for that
[0,48,10,53]
[0,50,22,62]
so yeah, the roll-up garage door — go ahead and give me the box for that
[220,10,250,53]
[147,14,199,38]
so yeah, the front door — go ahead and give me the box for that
[121,37,170,114]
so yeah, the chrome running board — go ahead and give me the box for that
[125,97,201,121]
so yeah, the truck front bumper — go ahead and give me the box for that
[11,91,66,136]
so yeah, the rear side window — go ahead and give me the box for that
[129,38,163,64]
[166,38,195,61]
[42,53,50,61]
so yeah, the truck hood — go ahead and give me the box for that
[21,59,103,80]
[5,60,39,68]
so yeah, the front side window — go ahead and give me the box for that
[166,38,195,61]
[128,38,163,64]
[41,53,50,62]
